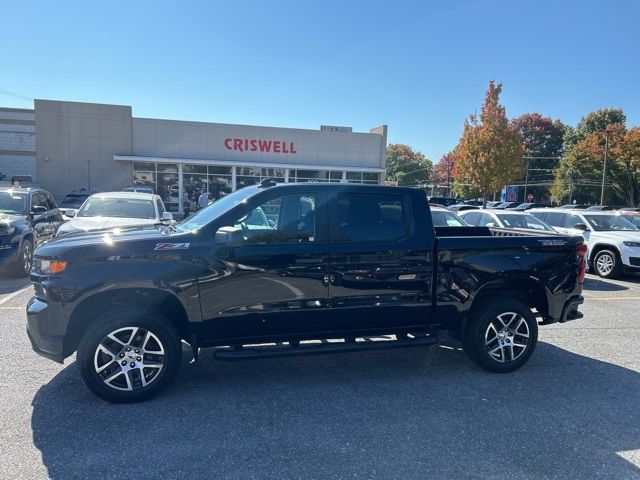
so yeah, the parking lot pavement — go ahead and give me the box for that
[0,274,639,480]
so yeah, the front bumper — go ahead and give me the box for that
[26,296,65,363]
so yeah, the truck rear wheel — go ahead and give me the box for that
[463,299,538,373]
[77,309,182,403]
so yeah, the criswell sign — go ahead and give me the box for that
[224,138,297,154]
[154,243,190,251]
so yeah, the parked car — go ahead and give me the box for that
[56,192,173,236]
[448,204,480,213]
[617,210,640,228]
[529,208,640,278]
[123,185,155,194]
[513,202,549,211]
[494,202,522,210]
[559,204,589,209]
[427,196,463,207]
[430,206,468,227]
[459,209,555,233]
[0,186,63,276]
[28,183,586,402]
[60,189,94,210]
[484,201,504,209]
[585,205,618,211]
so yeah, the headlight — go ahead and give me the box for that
[623,241,640,248]
[0,223,15,235]
[34,258,68,274]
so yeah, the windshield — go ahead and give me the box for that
[431,210,467,227]
[176,186,259,232]
[623,215,640,228]
[0,192,28,214]
[583,214,639,231]
[78,196,156,219]
[497,213,554,231]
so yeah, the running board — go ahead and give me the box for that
[213,334,439,360]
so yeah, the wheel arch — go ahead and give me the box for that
[64,288,191,357]
[461,277,548,336]
[589,243,620,263]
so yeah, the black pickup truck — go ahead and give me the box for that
[27,182,586,402]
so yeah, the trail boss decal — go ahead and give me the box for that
[154,243,190,251]
[538,239,568,246]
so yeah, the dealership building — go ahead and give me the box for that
[0,100,387,213]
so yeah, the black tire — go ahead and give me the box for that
[77,309,182,403]
[463,299,538,373]
[593,249,622,279]
[14,238,33,277]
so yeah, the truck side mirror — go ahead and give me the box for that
[63,208,77,218]
[215,226,244,245]
[573,223,588,231]
[30,205,47,218]
[161,212,173,223]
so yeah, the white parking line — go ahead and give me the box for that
[0,286,31,307]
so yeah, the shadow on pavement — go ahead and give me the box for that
[31,342,640,479]
[0,276,30,295]
[583,276,629,292]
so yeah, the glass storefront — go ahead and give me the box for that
[132,162,381,215]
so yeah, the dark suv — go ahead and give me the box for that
[0,187,63,276]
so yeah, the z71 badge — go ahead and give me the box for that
[154,243,190,251]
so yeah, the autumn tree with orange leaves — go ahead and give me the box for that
[432,152,457,195]
[454,81,525,199]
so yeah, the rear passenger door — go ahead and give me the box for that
[326,190,433,333]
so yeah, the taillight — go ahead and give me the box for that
[577,243,588,283]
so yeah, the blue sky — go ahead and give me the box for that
[1,0,638,161]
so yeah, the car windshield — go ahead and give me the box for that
[583,214,639,231]
[497,213,554,231]
[624,215,640,228]
[431,210,467,227]
[0,192,28,214]
[176,186,259,233]
[77,196,156,219]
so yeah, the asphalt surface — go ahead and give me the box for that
[0,273,639,479]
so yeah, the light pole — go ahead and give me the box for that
[600,131,609,205]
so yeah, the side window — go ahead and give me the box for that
[335,193,407,243]
[544,212,565,227]
[462,212,480,225]
[564,214,582,228]
[32,192,48,209]
[231,194,316,245]
[477,213,495,226]
[530,211,545,221]
[45,193,57,209]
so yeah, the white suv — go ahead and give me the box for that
[529,208,640,278]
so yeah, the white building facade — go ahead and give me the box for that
[6,99,387,214]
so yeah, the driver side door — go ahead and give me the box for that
[197,190,331,342]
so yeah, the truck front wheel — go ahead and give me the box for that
[77,309,182,402]
[463,299,538,373]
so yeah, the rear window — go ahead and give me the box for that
[431,210,466,227]
[335,193,408,242]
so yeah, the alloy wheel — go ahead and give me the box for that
[23,242,33,274]
[93,327,165,391]
[484,312,530,363]
[596,253,614,276]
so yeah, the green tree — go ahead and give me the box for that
[552,108,628,204]
[454,81,525,199]
[385,144,433,186]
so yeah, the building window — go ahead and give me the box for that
[292,170,342,183]
[157,165,179,212]
[236,167,285,189]
[346,171,380,184]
